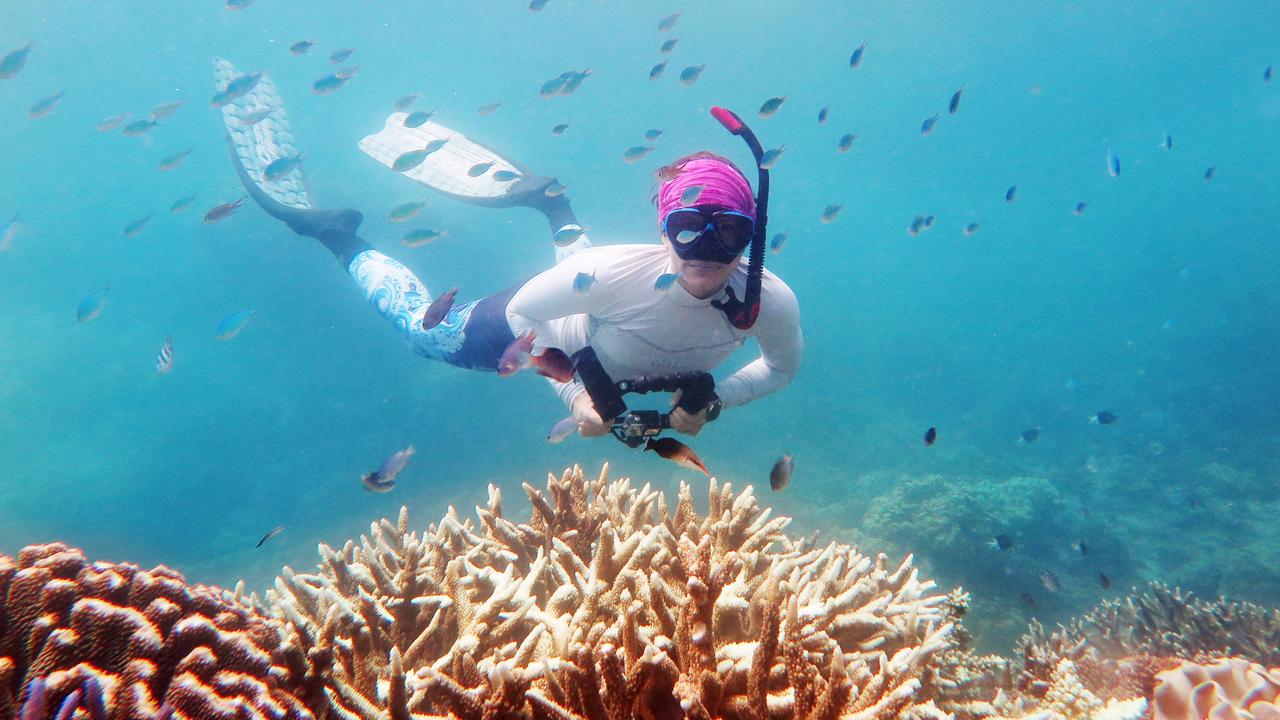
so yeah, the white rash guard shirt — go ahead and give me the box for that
[505,244,802,410]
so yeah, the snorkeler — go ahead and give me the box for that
[214,58,802,440]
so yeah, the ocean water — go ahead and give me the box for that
[1,1,1277,653]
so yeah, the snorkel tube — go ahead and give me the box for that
[708,106,770,330]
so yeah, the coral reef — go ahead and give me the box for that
[1152,657,1280,719]
[268,464,959,720]
[0,543,317,720]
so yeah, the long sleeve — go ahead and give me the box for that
[714,280,803,407]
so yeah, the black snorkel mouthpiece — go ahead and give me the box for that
[708,107,769,330]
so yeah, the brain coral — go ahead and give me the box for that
[0,542,317,720]
[268,464,959,720]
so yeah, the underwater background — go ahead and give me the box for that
[1,0,1277,654]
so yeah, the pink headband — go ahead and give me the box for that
[657,157,756,223]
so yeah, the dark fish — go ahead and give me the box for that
[1091,410,1118,425]
[1099,572,1111,589]
[493,170,520,182]
[529,0,550,10]
[657,12,682,32]
[920,114,939,135]
[123,214,153,238]
[907,215,925,237]
[645,437,710,476]
[203,196,248,224]
[467,160,496,177]
[948,85,964,114]
[215,310,255,340]
[1020,428,1040,443]
[122,119,159,137]
[572,270,597,294]
[644,128,665,141]
[1005,185,1017,202]
[170,194,198,214]
[329,48,355,64]
[478,101,502,116]
[530,347,575,383]
[401,228,448,247]
[388,200,427,222]
[313,69,356,95]
[758,96,787,118]
[394,93,420,111]
[0,43,33,80]
[989,534,1013,551]
[1266,65,1273,82]
[1203,165,1216,182]
[922,214,935,229]
[96,113,130,132]
[553,225,587,246]
[820,204,843,224]
[817,105,829,125]
[255,526,285,548]
[1071,539,1088,556]
[769,454,793,491]
[1038,568,1060,593]
[361,446,415,493]
[650,60,668,81]
[1159,132,1173,150]
[849,42,866,69]
[539,76,568,98]
[222,71,264,101]
[150,98,187,120]
[622,145,655,163]
[421,287,458,330]
[837,132,857,153]
[1106,147,1121,177]
[660,37,679,54]
[76,288,109,322]
[288,40,314,56]
[1073,201,1088,216]
[158,147,193,172]
[678,64,705,85]
[769,232,788,254]
[552,123,569,135]
[922,427,937,446]
[226,0,255,9]
[28,90,65,119]
[963,222,980,236]
[1020,592,1037,609]
[560,68,591,95]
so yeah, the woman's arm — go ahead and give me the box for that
[715,280,803,407]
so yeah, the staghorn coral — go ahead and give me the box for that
[1152,658,1280,720]
[0,543,317,720]
[268,463,959,720]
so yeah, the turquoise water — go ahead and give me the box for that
[1,1,1277,652]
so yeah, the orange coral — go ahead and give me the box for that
[0,543,317,720]
[1152,658,1280,720]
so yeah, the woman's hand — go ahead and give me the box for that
[668,390,709,436]
[571,392,611,437]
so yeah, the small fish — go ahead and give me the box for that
[654,272,682,292]
[288,40,314,56]
[920,114,939,135]
[1265,65,1273,82]
[849,42,866,69]
[222,71,265,101]
[154,336,175,375]
[467,161,496,177]
[1005,185,1017,202]
[650,60,668,81]
[478,101,502,116]
[122,119,159,137]
[388,200,427,223]
[544,183,569,198]
[560,69,591,95]
[157,148,193,172]
[0,214,20,253]
[96,113,130,132]
[769,232,788,254]
[215,310,256,340]
[421,287,458,330]
[255,526,284,548]
[1019,428,1040,443]
[657,12,682,32]
[123,214,153,238]
[645,437,709,475]
[963,222,980,236]
[76,288,109,322]
[210,90,231,108]
[529,0,550,10]
[238,107,274,126]
[572,270,597,295]
[1098,573,1111,589]
[393,149,432,173]
[1073,201,1088,216]
[203,196,248,224]
[679,185,704,205]
[758,96,787,119]
[988,534,1014,551]
[907,215,925,236]
[1039,569,1060,593]
[531,348,575,383]
[923,426,937,446]
[361,446,415,493]
[552,123,570,135]
[622,145,655,163]
[170,194,197,214]
[1020,592,1037,609]
[949,86,964,114]
[660,37,679,54]
[329,48,355,64]
[547,416,578,443]
[498,331,537,376]
[225,0,255,10]
[644,128,665,141]
[1071,539,1088,556]
[264,154,303,182]
[817,105,830,125]
[150,98,187,120]
[1084,454,1100,474]
[403,110,436,128]
[0,43,33,80]
[394,93,420,111]
[678,64,705,86]
[759,146,785,170]
[539,76,567,98]
[29,90,66,119]
[1159,132,1173,150]
[922,214,935,229]
[1203,165,1216,182]
[836,132,858,153]
[1106,147,1121,177]
[312,71,355,95]
[769,454,793,491]
[1161,318,1175,331]
[402,228,448,247]
[1090,410,1118,425]
[492,170,520,182]
[674,229,700,244]
[820,204,842,224]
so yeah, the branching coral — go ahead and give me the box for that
[268,464,959,720]
[0,543,317,720]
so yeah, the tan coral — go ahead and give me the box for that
[268,464,959,720]
[0,543,317,720]
[1152,658,1280,720]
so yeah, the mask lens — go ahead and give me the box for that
[664,209,708,244]
[711,212,754,251]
